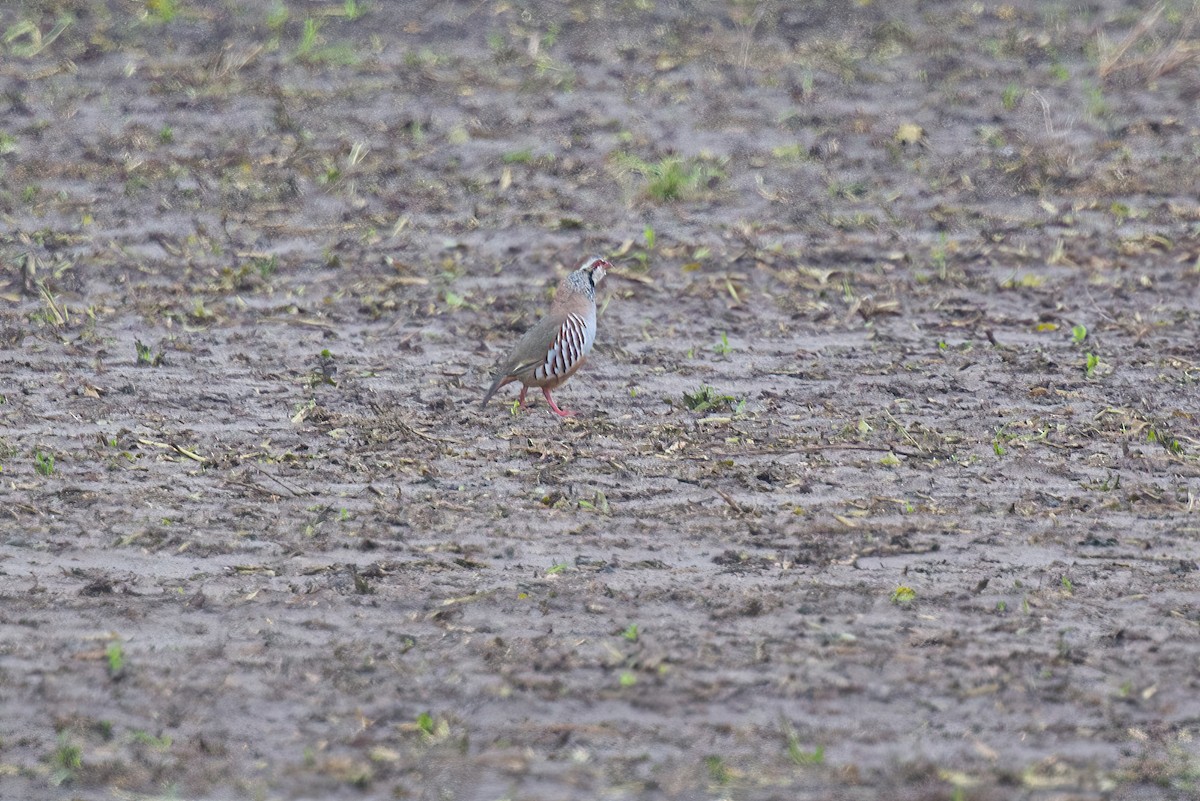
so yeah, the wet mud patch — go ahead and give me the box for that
[3,1,1200,799]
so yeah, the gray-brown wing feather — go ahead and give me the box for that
[531,313,587,382]
[481,315,567,406]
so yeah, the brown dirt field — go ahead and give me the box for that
[2,1,1200,799]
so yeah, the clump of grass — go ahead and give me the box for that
[294,17,359,65]
[577,490,611,515]
[266,3,289,31]
[311,349,338,387]
[146,0,178,23]
[682,385,744,414]
[106,640,125,678]
[611,152,724,202]
[1147,426,1184,455]
[783,717,824,765]
[135,339,163,367]
[34,448,55,477]
[296,17,320,57]
[891,585,917,605]
[49,732,82,786]
[705,755,732,784]
[252,255,278,279]
[413,712,449,742]
[1001,83,1023,110]
[130,730,172,750]
[713,331,733,357]
[502,148,533,164]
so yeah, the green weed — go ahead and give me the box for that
[312,349,337,386]
[295,18,359,65]
[414,712,449,742]
[1148,427,1184,455]
[296,18,319,57]
[106,640,124,675]
[443,290,466,310]
[49,733,82,786]
[1001,83,1023,110]
[713,331,733,357]
[34,449,55,476]
[783,717,824,765]
[682,385,744,414]
[612,152,724,202]
[705,755,731,784]
[135,339,163,367]
[146,0,178,23]
[130,730,172,750]
[502,148,533,164]
[577,490,611,515]
[931,233,949,280]
[1085,83,1109,119]
[266,3,289,30]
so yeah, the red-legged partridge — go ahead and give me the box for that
[482,256,611,417]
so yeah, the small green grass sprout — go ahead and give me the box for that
[713,331,733,357]
[34,449,55,476]
[49,733,82,786]
[106,640,125,676]
[135,339,163,367]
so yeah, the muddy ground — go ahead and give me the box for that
[2,1,1200,799]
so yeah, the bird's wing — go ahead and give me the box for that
[481,315,565,405]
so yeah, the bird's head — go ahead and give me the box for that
[576,256,611,289]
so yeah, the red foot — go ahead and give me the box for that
[543,387,576,417]
[517,386,528,409]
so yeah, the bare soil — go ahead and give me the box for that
[2,1,1200,799]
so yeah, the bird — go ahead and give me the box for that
[481,256,611,417]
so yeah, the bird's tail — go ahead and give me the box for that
[481,373,508,408]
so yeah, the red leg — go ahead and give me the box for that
[517,385,528,408]
[542,387,575,417]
